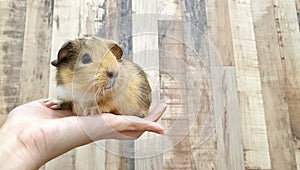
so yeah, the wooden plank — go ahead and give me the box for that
[105,140,129,170]
[0,0,27,115]
[158,19,193,169]
[19,0,53,104]
[103,0,133,169]
[46,150,75,170]
[46,0,82,168]
[295,138,300,169]
[296,0,300,12]
[228,0,272,169]
[211,67,245,170]
[206,0,235,66]
[75,143,105,170]
[274,0,300,138]
[182,0,217,167]
[74,1,110,170]
[132,0,164,169]
[0,115,7,128]
[251,0,297,169]
[272,0,300,168]
[20,2,54,168]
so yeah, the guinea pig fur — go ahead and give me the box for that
[50,36,151,117]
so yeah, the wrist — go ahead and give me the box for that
[0,130,40,170]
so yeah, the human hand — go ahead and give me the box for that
[0,100,166,170]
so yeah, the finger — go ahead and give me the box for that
[100,130,144,140]
[115,116,165,136]
[145,103,167,122]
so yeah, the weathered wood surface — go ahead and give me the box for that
[275,0,300,168]
[132,0,163,170]
[276,0,300,139]
[252,0,297,169]
[206,0,234,66]
[19,0,53,103]
[105,1,133,169]
[0,0,27,114]
[159,20,192,169]
[228,0,272,169]
[46,0,81,168]
[47,0,110,169]
[211,67,245,170]
[0,115,7,128]
[1,0,300,169]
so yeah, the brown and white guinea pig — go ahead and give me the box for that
[49,36,151,117]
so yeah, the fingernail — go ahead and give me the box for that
[156,124,165,134]
[158,129,165,134]
[158,103,167,111]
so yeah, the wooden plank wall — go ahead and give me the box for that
[1,0,300,169]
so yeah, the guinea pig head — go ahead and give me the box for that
[51,37,123,97]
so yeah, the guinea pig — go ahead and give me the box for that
[47,36,151,117]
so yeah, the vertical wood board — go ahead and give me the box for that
[228,0,271,169]
[212,67,245,170]
[252,0,297,169]
[0,0,27,114]
[19,0,54,104]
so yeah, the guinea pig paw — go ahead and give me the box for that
[43,98,66,110]
[89,107,100,116]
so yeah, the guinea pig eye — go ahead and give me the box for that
[82,54,92,64]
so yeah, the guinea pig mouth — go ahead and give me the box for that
[104,78,116,90]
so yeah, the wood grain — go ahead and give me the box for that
[212,67,245,170]
[19,0,53,104]
[273,0,300,168]
[252,0,297,169]
[1,0,300,169]
[274,0,300,138]
[46,0,82,168]
[158,19,193,169]
[206,0,235,66]
[0,0,27,114]
[104,1,132,169]
[132,0,163,169]
[0,115,7,128]
[228,0,271,169]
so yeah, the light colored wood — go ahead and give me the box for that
[104,1,132,169]
[132,0,164,169]
[206,1,245,169]
[212,67,245,170]
[295,0,300,12]
[19,0,53,103]
[228,0,271,169]
[46,0,82,168]
[206,0,235,66]
[105,140,134,170]
[75,1,109,169]
[46,150,75,170]
[182,21,216,169]
[273,0,300,168]
[0,115,7,128]
[274,0,300,138]
[0,0,27,115]
[182,1,217,168]
[2,0,300,169]
[75,143,105,170]
[252,0,297,169]
[158,20,193,169]
[295,138,300,169]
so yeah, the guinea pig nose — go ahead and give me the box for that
[106,71,118,79]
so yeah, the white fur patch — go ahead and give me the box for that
[56,85,73,100]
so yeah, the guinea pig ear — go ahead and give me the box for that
[109,44,123,60]
[103,40,123,60]
[51,41,74,67]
